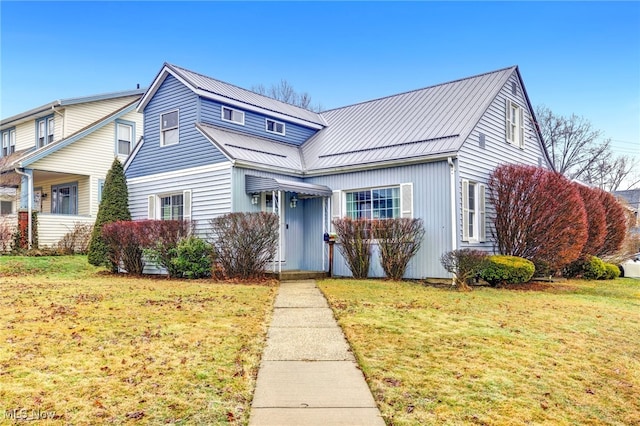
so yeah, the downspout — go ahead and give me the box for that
[14,168,33,250]
[448,157,457,251]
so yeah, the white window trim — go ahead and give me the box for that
[462,180,486,243]
[148,190,192,221]
[265,118,286,136]
[505,98,525,149]
[343,185,405,220]
[160,109,179,147]
[116,120,135,156]
[221,106,245,125]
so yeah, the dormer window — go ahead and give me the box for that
[266,119,285,136]
[160,110,179,146]
[221,106,244,125]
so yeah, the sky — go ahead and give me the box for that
[1,1,639,164]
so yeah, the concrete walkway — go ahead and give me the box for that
[249,280,385,425]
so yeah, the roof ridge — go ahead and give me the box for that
[167,63,322,118]
[320,65,518,114]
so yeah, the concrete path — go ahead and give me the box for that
[249,280,385,426]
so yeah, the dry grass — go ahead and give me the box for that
[0,256,276,425]
[318,278,640,426]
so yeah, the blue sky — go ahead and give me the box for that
[1,1,638,159]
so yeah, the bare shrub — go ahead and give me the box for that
[440,249,488,291]
[56,223,94,254]
[0,217,15,253]
[332,218,372,279]
[141,220,193,278]
[371,218,425,280]
[209,212,279,280]
[101,221,146,275]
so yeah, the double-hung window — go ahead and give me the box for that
[1,129,16,156]
[505,99,524,148]
[266,119,285,135]
[160,110,179,146]
[116,122,133,155]
[148,190,192,221]
[36,116,55,148]
[462,180,486,242]
[345,187,401,220]
[51,182,78,215]
[221,106,244,125]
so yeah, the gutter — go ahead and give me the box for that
[13,168,33,249]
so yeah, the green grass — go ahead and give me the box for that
[0,256,276,425]
[318,278,640,426]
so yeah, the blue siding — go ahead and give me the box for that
[126,75,227,179]
[200,98,317,146]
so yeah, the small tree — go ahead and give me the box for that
[372,218,425,280]
[332,218,372,279]
[88,159,131,270]
[488,164,588,274]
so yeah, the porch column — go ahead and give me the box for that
[18,169,33,210]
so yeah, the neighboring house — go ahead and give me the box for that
[614,189,640,233]
[0,89,145,248]
[125,63,551,279]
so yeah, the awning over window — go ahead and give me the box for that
[245,175,332,197]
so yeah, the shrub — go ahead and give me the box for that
[56,223,93,254]
[574,184,607,257]
[210,212,279,279]
[440,249,488,291]
[88,159,131,270]
[101,221,145,275]
[582,256,606,280]
[595,189,627,258]
[488,164,587,273]
[0,217,14,253]
[141,220,192,278]
[603,262,620,280]
[169,236,212,279]
[371,218,425,280]
[480,255,535,287]
[332,218,372,279]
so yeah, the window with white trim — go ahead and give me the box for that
[266,119,285,135]
[1,128,16,157]
[345,187,400,220]
[36,116,54,148]
[462,180,486,242]
[221,106,244,125]
[161,194,184,220]
[47,117,55,144]
[505,99,524,148]
[116,122,133,155]
[160,110,179,146]
[51,182,78,215]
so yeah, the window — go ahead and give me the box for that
[116,122,133,155]
[462,180,486,242]
[266,119,285,135]
[51,182,78,215]
[1,128,15,157]
[346,187,400,220]
[1,200,12,215]
[221,106,244,125]
[98,179,105,203]
[36,116,54,148]
[161,194,184,220]
[160,110,179,146]
[505,99,524,148]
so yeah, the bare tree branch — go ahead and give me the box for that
[251,80,321,112]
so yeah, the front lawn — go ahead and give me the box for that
[319,278,640,425]
[0,256,276,425]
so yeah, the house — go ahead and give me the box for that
[614,189,640,233]
[0,89,145,249]
[125,63,551,279]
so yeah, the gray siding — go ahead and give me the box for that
[306,161,453,279]
[126,75,227,179]
[457,72,550,252]
[200,98,317,146]
[127,164,232,236]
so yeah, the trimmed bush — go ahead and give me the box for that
[210,212,279,279]
[372,218,425,281]
[603,262,621,280]
[332,218,372,279]
[440,249,488,291]
[101,221,145,275]
[583,256,606,280]
[595,189,627,258]
[480,255,535,287]
[169,236,212,279]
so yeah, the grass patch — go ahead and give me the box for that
[0,256,276,424]
[318,278,640,425]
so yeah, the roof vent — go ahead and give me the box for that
[511,82,517,95]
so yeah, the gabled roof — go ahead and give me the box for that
[196,123,303,174]
[1,99,139,173]
[302,66,520,173]
[1,88,146,128]
[138,63,326,129]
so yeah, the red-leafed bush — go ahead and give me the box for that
[488,164,587,274]
[141,220,193,278]
[574,184,607,257]
[102,220,147,275]
[595,189,627,258]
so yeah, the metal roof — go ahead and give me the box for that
[166,64,326,127]
[196,123,303,173]
[302,66,516,172]
[245,174,332,197]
